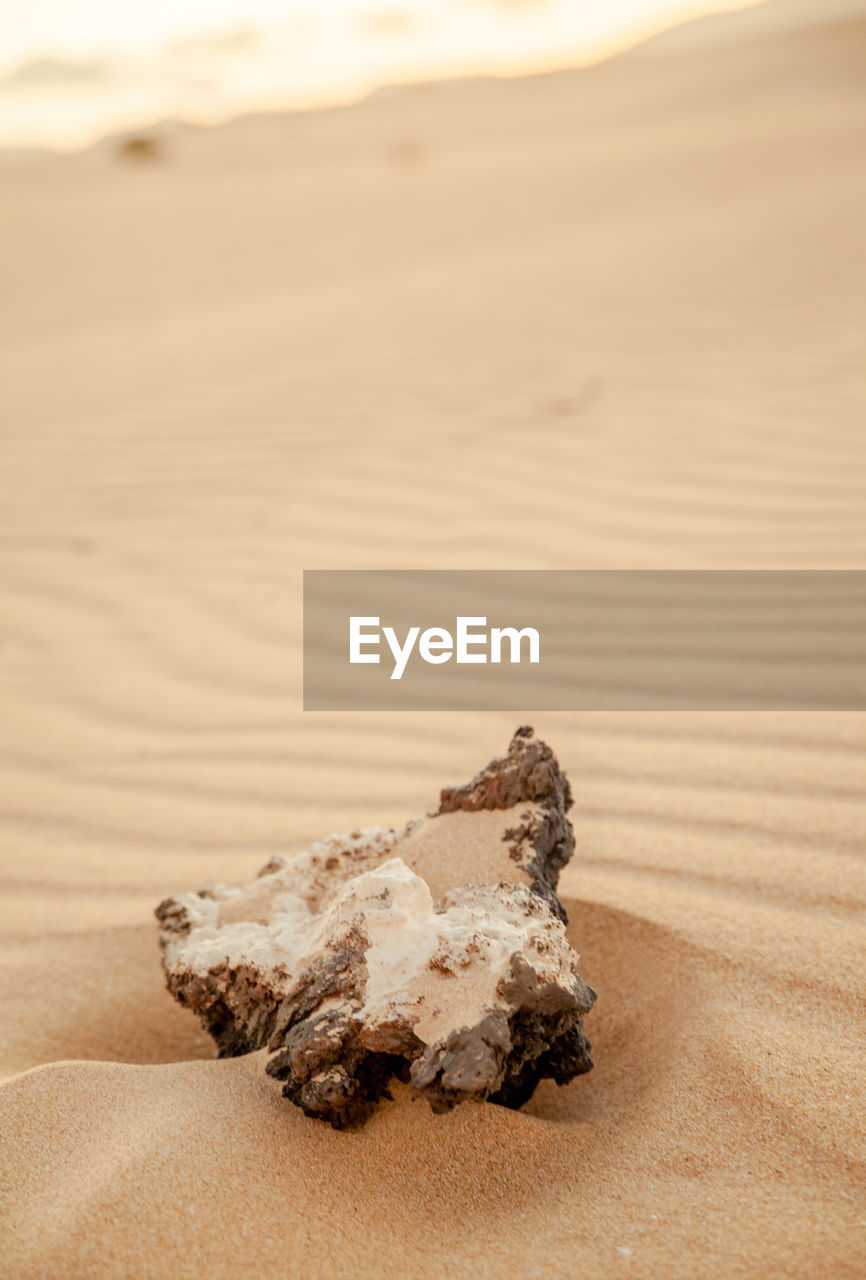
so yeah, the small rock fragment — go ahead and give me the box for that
[156,728,596,1127]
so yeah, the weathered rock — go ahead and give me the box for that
[439,723,575,921]
[156,728,596,1127]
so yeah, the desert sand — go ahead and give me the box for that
[1,4,865,1277]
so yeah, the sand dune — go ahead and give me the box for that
[1,7,865,1278]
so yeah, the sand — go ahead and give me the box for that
[1,5,866,1277]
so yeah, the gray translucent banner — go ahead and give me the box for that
[303,571,866,710]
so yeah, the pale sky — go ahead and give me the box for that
[1,0,766,66]
[0,0,771,149]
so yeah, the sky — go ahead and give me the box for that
[0,0,770,150]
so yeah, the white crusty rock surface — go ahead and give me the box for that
[156,727,596,1127]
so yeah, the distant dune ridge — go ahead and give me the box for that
[1,3,865,1278]
[629,0,866,52]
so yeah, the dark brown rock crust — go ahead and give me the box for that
[438,725,575,921]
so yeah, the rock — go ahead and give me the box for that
[117,134,163,163]
[155,728,596,1127]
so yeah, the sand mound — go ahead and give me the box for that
[2,899,861,1278]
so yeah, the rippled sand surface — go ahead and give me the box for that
[1,11,865,1278]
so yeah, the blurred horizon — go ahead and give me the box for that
[0,0,850,152]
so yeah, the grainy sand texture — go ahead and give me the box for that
[1,3,866,1277]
